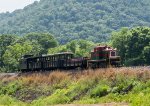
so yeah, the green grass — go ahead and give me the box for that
[0,68,150,106]
[0,95,27,106]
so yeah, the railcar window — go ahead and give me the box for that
[68,54,73,59]
[62,55,65,59]
[55,56,58,60]
[59,55,61,59]
[59,55,62,59]
[58,55,64,59]
[55,56,57,61]
[66,55,69,59]
[70,55,72,59]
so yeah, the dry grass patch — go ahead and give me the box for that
[18,67,150,86]
[19,71,71,86]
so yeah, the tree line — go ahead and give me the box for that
[0,26,150,72]
[111,26,150,66]
[0,33,96,72]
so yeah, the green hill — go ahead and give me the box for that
[0,0,150,43]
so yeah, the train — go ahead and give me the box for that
[20,45,121,72]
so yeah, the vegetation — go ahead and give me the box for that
[48,40,96,57]
[0,0,150,43]
[0,0,150,71]
[0,0,150,105]
[0,33,58,72]
[0,31,97,72]
[111,26,150,66]
[1,26,150,72]
[0,67,150,106]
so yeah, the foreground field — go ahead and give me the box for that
[0,67,150,106]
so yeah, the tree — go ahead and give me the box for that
[2,42,33,72]
[17,37,43,56]
[48,45,67,54]
[111,27,150,66]
[24,33,58,54]
[48,40,95,57]
[0,34,18,67]
[111,27,129,62]
[142,45,150,64]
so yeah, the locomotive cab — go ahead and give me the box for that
[89,45,121,68]
[106,48,121,66]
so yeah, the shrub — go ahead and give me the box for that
[0,95,27,106]
[90,85,110,98]
[0,81,22,95]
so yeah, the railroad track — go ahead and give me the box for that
[0,73,19,79]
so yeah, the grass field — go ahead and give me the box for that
[0,67,150,106]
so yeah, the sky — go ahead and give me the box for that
[0,0,40,13]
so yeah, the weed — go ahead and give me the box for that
[0,67,150,105]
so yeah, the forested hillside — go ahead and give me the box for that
[0,0,150,43]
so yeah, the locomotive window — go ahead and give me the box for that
[111,51,116,56]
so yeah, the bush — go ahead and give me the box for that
[0,95,27,106]
[90,85,109,98]
[0,81,22,95]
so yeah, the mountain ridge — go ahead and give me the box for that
[0,0,150,43]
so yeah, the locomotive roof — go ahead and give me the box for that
[103,48,117,51]
[95,45,106,48]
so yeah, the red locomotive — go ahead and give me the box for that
[88,46,121,68]
[20,45,121,71]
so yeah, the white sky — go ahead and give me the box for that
[0,0,40,13]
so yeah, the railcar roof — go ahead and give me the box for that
[26,52,74,59]
[54,52,73,55]
[41,52,73,57]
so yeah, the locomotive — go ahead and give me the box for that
[20,45,121,72]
